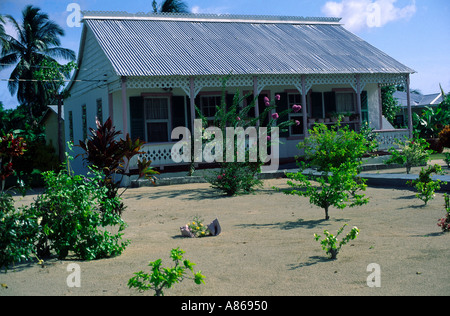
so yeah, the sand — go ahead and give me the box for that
[1,176,449,296]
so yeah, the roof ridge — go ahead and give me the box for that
[81,11,342,24]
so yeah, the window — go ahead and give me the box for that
[68,111,74,143]
[335,92,355,113]
[82,104,87,141]
[144,97,170,143]
[199,95,221,124]
[96,98,103,123]
[288,93,303,136]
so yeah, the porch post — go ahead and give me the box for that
[355,74,362,130]
[121,77,128,135]
[377,84,383,130]
[301,75,308,137]
[189,77,196,128]
[406,74,413,138]
[108,92,114,122]
[253,76,260,126]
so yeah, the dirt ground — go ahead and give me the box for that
[1,176,449,296]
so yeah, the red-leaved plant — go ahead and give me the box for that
[0,133,27,192]
[78,117,158,214]
[437,194,450,233]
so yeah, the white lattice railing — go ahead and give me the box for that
[374,129,410,151]
[129,142,180,169]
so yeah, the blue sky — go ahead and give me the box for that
[0,0,449,109]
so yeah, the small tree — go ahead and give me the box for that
[279,122,371,220]
[285,162,368,220]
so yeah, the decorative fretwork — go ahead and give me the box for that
[374,129,410,150]
[111,73,409,98]
[129,143,177,168]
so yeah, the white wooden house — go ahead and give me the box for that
[65,12,415,174]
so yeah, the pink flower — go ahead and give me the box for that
[267,135,271,141]
[292,105,301,113]
[237,116,241,121]
[295,120,300,126]
[272,113,279,120]
[264,96,270,103]
[275,94,281,101]
[217,175,222,180]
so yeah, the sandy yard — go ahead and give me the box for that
[1,176,449,296]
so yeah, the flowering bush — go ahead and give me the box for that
[437,194,450,232]
[199,78,295,196]
[207,162,262,196]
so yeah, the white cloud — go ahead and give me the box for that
[322,0,416,32]
[190,5,230,15]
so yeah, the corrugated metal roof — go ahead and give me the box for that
[394,91,443,107]
[83,12,415,77]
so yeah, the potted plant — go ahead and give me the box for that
[329,112,339,122]
[342,112,352,122]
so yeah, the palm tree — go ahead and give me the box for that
[0,5,76,119]
[152,0,189,13]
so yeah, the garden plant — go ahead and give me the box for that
[128,248,205,296]
[199,79,295,196]
[0,132,38,271]
[78,117,159,214]
[26,150,130,260]
[314,224,360,260]
[281,122,372,220]
[437,194,450,232]
[385,137,433,174]
[408,164,446,205]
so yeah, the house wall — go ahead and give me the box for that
[43,112,65,155]
[64,26,114,175]
[67,72,382,175]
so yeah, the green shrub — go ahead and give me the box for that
[408,164,446,205]
[0,192,39,271]
[206,161,262,196]
[385,137,432,174]
[314,224,360,260]
[299,121,376,172]
[444,153,450,168]
[28,166,130,260]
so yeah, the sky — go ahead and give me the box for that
[0,0,449,109]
